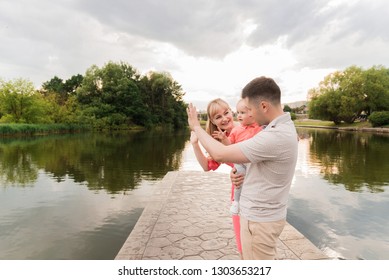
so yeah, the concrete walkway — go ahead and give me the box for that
[115,171,329,260]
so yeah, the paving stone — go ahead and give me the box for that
[186,217,204,224]
[169,225,189,234]
[220,247,240,257]
[176,237,203,250]
[166,233,185,243]
[200,250,225,260]
[150,229,170,238]
[201,238,229,251]
[182,226,204,237]
[116,237,148,255]
[219,254,241,260]
[182,255,204,260]
[143,246,162,258]
[201,225,220,233]
[116,254,143,260]
[115,171,330,260]
[200,232,219,241]
[159,246,185,260]
[148,237,171,248]
[217,229,235,239]
[153,223,171,231]
[183,247,204,256]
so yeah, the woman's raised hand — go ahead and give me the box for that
[186,103,200,130]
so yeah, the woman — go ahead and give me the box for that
[189,98,242,257]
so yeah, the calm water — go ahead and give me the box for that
[289,128,389,260]
[0,128,388,260]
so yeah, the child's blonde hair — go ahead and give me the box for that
[206,98,231,138]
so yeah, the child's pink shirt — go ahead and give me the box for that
[228,122,263,144]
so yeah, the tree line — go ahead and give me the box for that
[3,62,389,130]
[0,61,188,130]
[308,65,389,125]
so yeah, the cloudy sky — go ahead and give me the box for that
[1,0,388,109]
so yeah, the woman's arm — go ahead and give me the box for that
[190,131,209,171]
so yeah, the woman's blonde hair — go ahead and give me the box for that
[206,98,231,138]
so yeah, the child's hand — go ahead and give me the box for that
[190,131,198,144]
[212,127,227,141]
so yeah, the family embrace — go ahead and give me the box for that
[187,76,299,260]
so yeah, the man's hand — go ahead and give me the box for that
[187,103,200,130]
[230,167,244,188]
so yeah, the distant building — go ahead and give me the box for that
[283,101,308,113]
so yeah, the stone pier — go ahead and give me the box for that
[115,171,329,260]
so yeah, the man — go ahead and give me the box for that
[187,76,298,260]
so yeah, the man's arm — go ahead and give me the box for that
[187,103,249,164]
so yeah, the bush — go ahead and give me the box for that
[368,111,389,127]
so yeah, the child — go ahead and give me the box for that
[219,99,263,215]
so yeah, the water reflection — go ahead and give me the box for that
[300,128,389,192]
[0,130,189,260]
[1,128,388,259]
[289,128,389,259]
[0,130,189,193]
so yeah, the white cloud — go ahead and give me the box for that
[1,0,388,110]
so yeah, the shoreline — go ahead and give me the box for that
[295,125,389,134]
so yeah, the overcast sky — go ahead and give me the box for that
[1,0,388,109]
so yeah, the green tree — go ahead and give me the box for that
[0,78,50,123]
[99,61,146,126]
[361,66,389,115]
[308,71,344,124]
[283,104,292,112]
[76,65,102,106]
[337,66,365,123]
[42,93,81,124]
[77,61,148,128]
[42,74,83,106]
[76,61,187,129]
[64,74,83,95]
[141,71,186,128]
[308,65,388,124]
[42,76,66,105]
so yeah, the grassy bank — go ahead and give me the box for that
[294,119,389,133]
[294,119,335,127]
[293,119,378,128]
[0,123,90,137]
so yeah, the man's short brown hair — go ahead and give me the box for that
[241,76,281,105]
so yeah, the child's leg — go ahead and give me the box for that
[233,163,246,202]
[234,163,246,174]
[234,187,242,202]
[232,214,242,255]
[230,164,245,215]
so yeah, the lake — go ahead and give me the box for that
[0,128,388,259]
